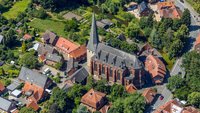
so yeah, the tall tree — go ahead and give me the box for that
[21,41,26,53]
[108,93,145,113]
[167,75,185,91]
[168,39,183,59]
[188,92,200,108]
[181,9,191,27]
[19,50,38,69]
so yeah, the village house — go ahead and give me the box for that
[126,2,138,11]
[63,12,83,21]
[139,43,163,59]
[55,37,86,61]
[36,43,57,56]
[66,67,89,85]
[125,83,137,94]
[69,45,87,62]
[145,54,166,84]
[45,53,63,66]
[81,88,110,113]
[157,1,181,19]
[42,30,58,46]
[23,34,32,41]
[142,88,157,104]
[154,99,200,113]
[138,1,151,16]
[148,0,158,4]
[36,43,62,66]
[18,67,52,111]
[87,14,144,88]
[96,19,113,30]
[0,97,18,113]
[194,34,200,53]
[66,58,78,76]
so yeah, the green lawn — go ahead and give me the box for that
[29,18,67,37]
[3,0,31,19]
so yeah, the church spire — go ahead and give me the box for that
[87,13,99,52]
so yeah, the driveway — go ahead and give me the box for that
[40,65,64,76]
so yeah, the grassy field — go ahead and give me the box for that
[3,0,31,19]
[29,18,67,37]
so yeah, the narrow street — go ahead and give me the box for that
[145,0,200,112]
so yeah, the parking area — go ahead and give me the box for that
[40,65,64,76]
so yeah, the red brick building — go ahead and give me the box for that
[81,89,109,113]
[145,55,166,84]
[87,14,144,88]
[55,37,86,61]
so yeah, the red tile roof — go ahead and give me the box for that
[81,88,106,109]
[22,81,45,102]
[158,1,181,19]
[55,37,79,54]
[182,106,200,113]
[142,88,156,104]
[69,45,87,59]
[0,81,5,93]
[145,55,166,84]
[23,34,32,40]
[155,100,200,113]
[125,84,137,94]
[154,100,183,113]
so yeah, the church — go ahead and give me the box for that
[87,14,144,88]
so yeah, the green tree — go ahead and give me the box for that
[0,68,5,76]
[181,9,191,27]
[21,41,26,53]
[108,93,145,113]
[108,98,124,113]
[168,39,183,59]
[64,19,79,32]
[19,107,36,113]
[188,92,200,108]
[123,94,145,113]
[125,22,140,40]
[4,29,16,48]
[174,24,189,43]
[109,84,125,102]
[167,75,185,91]
[19,51,38,69]
[77,105,89,113]
[149,28,162,49]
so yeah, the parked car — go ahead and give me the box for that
[160,95,164,100]
[43,68,51,75]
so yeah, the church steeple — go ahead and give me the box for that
[87,13,99,52]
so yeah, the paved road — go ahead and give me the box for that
[145,1,200,113]
[171,0,200,76]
